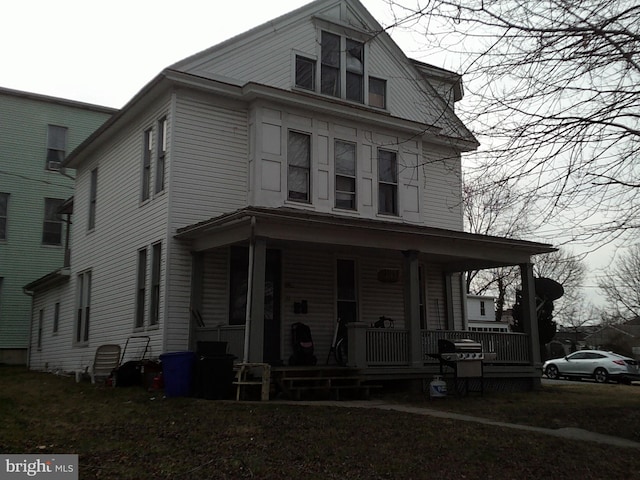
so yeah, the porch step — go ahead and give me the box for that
[273,367,373,400]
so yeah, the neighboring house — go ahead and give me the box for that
[26,0,555,389]
[584,317,640,359]
[0,87,114,364]
[466,295,509,333]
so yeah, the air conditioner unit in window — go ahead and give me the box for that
[47,161,61,171]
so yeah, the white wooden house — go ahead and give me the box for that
[26,0,555,390]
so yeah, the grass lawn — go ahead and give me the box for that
[1,366,639,479]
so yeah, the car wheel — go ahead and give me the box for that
[594,367,608,383]
[545,364,559,380]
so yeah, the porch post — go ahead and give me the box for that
[444,273,456,330]
[403,250,422,367]
[520,262,541,365]
[248,238,267,363]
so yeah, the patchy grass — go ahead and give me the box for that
[1,366,639,479]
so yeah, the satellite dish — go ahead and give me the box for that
[534,277,564,301]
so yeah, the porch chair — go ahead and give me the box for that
[90,344,121,384]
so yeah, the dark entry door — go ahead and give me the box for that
[229,246,281,364]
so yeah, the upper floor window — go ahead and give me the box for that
[0,193,8,240]
[155,117,167,193]
[321,31,341,97]
[378,149,398,215]
[369,77,386,108]
[142,129,152,201]
[480,301,486,316]
[287,131,311,202]
[43,198,64,245]
[335,140,356,210]
[46,125,67,171]
[88,168,98,231]
[346,39,364,102]
[295,55,315,91]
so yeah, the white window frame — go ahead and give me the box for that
[287,131,311,203]
[43,198,64,245]
[46,125,67,171]
[142,128,152,201]
[334,140,357,210]
[75,270,91,345]
[135,248,147,329]
[377,149,398,216]
[88,168,98,231]
[149,242,161,326]
[155,117,167,194]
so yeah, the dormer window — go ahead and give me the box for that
[321,31,341,97]
[346,39,364,102]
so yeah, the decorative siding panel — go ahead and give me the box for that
[422,145,464,230]
[359,254,406,328]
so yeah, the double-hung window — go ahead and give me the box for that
[149,242,161,326]
[37,309,44,349]
[75,270,91,344]
[46,125,67,170]
[142,129,152,201]
[88,168,98,231]
[43,198,64,245]
[0,193,8,240]
[295,56,315,90]
[346,39,364,102]
[135,248,147,328]
[335,140,356,210]
[337,259,358,324]
[369,77,386,108]
[155,117,167,194]
[321,31,341,97]
[287,131,311,202]
[378,149,398,215]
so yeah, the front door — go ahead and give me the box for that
[229,246,281,364]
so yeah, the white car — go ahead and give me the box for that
[543,350,640,384]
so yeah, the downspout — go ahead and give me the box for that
[242,216,256,363]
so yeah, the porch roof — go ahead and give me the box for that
[175,207,556,271]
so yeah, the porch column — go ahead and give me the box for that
[248,238,267,363]
[403,250,422,367]
[444,273,456,330]
[520,262,541,365]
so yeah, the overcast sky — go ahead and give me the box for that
[0,0,407,108]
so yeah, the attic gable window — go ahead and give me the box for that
[46,125,67,171]
[295,55,315,90]
[346,39,364,102]
[321,31,341,97]
[369,77,386,108]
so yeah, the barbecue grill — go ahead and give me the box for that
[437,338,494,394]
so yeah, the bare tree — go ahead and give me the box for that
[597,243,640,321]
[383,0,640,249]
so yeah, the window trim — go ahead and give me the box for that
[295,54,316,91]
[46,124,67,171]
[368,76,387,109]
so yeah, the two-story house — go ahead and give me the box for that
[26,0,555,390]
[0,87,114,365]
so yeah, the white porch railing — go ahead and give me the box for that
[363,329,532,366]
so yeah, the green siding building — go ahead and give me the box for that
[0,87,115,364]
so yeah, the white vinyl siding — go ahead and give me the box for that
[422,145,464,230]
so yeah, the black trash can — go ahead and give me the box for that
[193,343,236,400]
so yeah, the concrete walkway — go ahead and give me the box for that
[269,399,640,449]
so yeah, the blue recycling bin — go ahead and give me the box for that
[160,351,196,397]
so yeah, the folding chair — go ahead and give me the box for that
[90,344,121,384]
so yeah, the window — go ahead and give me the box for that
[135,248,147,328]
[321,31,341,97]
[480,301,486,316]
[378,149,398,215]
[155,117,167,193]
[150,242,161,326]
[287,131,311,202]
[142,129,152,201]
[37,309,44,349]
[337,259,357,324]
[46,125,67,170]
[295,55,315,90]
[335,140,356,210]
[53,302,60,334]
[42,198,64,245]
[88,168,98,230]
[75,271,91,344]
[369,77,386,108]
[0,192,8,240]
[346,39,364,102]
